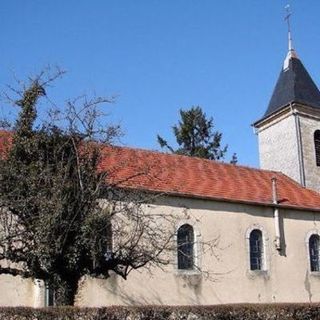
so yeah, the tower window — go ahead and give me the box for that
[177,224,194,270]
[249,229,263,270]
[309,234,320,272]
[314,130,320,166]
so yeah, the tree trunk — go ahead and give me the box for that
[52,277,79,306]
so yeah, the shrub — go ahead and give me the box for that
[0,304,320,320]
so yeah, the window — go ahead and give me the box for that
[45,283,55,306]
[314,130,320,166]
[249,229,263,270]
[309,234,320,272]
[177,224,194,270]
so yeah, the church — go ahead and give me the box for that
[2,26,320,307]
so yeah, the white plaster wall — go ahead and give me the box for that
[0,275,35,306]
[2,196,320,306]
[258,115,300,183]
[77,196,320,306]
[299,115,320,192]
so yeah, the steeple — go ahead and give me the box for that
[254,7,320,193]
[264,56,320,119]
[258,6,320,122]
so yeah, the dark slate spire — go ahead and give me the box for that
[264,54,320,118]
[262,6,320,119]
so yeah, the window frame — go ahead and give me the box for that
[175,221,201,275]
[177,223,194,270]
[309,234,320,272]
[246,225,268,274]
[306,230,320,274]
[249,229,264,271]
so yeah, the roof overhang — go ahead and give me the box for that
[253,102,320,132]
[119,186,320,213]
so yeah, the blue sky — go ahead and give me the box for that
[1,1,320,167]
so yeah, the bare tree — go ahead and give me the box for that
[0,71,176,305]
[0,71,221,306]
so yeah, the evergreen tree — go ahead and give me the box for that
[157,106,237,163]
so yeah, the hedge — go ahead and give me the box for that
[1,304,320,320]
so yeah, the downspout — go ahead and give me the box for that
[292,104,306,187]
[272,177,281,251]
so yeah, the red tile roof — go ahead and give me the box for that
[0,131,11,159]
[101,145,320,211]
[2,130,320,211]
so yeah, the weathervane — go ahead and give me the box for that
[284,4,293,51]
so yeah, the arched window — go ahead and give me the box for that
[177,224,194,270]
[309,234,320,272]
[314,130,320,166]
[249,229,263,270]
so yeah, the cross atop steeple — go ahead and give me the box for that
[284,4,298,68]
[285,5,293,52]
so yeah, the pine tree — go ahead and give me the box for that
[157,106,237,163]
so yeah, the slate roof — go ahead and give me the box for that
[101,145,320,211]
[262,56,320,120]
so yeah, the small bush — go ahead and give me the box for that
[0,304,320,320]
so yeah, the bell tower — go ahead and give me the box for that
[254,8,320,192]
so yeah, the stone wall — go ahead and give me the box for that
[257,113,300,183]
[299,114,320,192]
